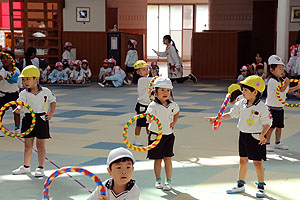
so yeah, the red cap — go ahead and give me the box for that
[55,62,63,67]
[69,60,75,65]
[75,60,82,66]
[82,59,88,64]
[240,66,249,71]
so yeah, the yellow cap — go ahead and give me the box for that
[134,60,149,70]
[228,84,241,94]
[240,75,265,93]
[19,65,40,78]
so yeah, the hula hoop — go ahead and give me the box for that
[213,93,230,130]
[276,79,300,107]
[148,76,159,102]
[0,52,16,80]
[123,113,163,151]
[43,167,106,200]
[0,101,36,138]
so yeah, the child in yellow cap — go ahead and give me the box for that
[12,65,56,177]
[206,75,272,198]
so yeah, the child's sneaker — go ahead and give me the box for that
[123,80,130,85]
[256,189,265,198]
[34,167,45,177]
[226,186,245,194]
[155,181,163,189]
[98,82,105,87]
[274,143,288,150]
[133,139,143,146]
[12,165,31,175]
[163,182,172,191]
[14,129,21,135]
[189,73,197,83]
[266,144,274,152]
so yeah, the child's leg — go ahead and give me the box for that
[163,157,172,180]
[135,126,141,136]
[154,159,163,179]
[275,128,282,144]
[24,138,34,166]
[238,157,248,182]
[265,128,274,143]
[36,139,46,167]
[146,127,150,134]
[253,160,264,183]
[13,113,20,130]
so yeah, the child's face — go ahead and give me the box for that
[67,46,72,51]
[1,55,12,67]
[137,67,149,77]
[69,65,74,70]
[75,65,80,70]
[257,68,264,75]
[241,71,248,76]
[47,69,51,74]
[271,64,285,78]
[107,160,134,186]
[22,77,38,89]
[57,66,63,71]
[103,63,108,68]
[82,63,87,69]
[151,65,158,70]
[155,88,171,102]
[242,88,257,100]
[255,54,262,63]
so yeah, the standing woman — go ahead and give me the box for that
[152,35,197,83]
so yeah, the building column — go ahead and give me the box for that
[276,0,290,62]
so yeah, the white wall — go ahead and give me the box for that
[63,0,105,31]
[289,0,300,31]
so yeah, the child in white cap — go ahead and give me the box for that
[81,59,92,83]
[237,66,249,82]
[88,147,140,200]
[48,62,68,84]
[265,55,300,152]
[125,39,138,84]
[40,66,52,84]
[146,77,179,191]
[62,42,74,63]
[70,60,84,84]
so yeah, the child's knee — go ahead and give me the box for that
[253,161,263,168]
[240,157,248,165]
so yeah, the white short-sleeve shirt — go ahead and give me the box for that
[146,100,179,135]
[137,77,152,106]
[17,86,56,113]
[266,78,288,108]
[229,99,272,133]
[88,179,140,200]
[0,68,22,96]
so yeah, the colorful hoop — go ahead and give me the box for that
[213,93,231,130]
[0,52,16,80]
[276,79,300,107]
[123,113,163,151]
[43,167,106,200]
[0,101,36,138]
[148,76,159,101]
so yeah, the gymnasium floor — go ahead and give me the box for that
[0,66,300,200]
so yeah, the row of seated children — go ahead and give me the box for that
[98,58,160,87]
[40,59,92,84]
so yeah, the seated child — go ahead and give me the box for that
[69,60,84,84]
[88,147,140,200]
[48,62,68,84]
[237,66,249,82]
[64,60,74,78]
[40,66,52,84]
[98,65,126,88]
[81,59,92,83]
[255,63,266,80]
[99,59,112,84]
[149,61,160,77]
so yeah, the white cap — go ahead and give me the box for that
[107,147,135,166]
[268,55,285,66]
[153,77,173,89]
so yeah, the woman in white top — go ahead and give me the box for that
[152,35,197,83]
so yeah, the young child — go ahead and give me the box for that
[62,42,74,63]
[98,60,126,88]
[133,60,151,146]
[228,83,243,104]
[99,59,112,84]
[125,39,138,84]
[70,60,84,84]
[146,77,179,191]
[12,65,56,177]
[149,61,160,77]
[206,75,272,198]
[65,60,74,78]
[237,66,249,82]
[40,66,51,84]
[48,62,68,84]
[265,55,300,152]
[88,147,140,200]
[255,63,266,81]
[81,59,92,83]
[0,51,22,135]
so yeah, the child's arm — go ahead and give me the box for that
[13,105,23,114]
[205,113,232,124]
[288,82,300,93]
[280,77,290,92]
[45,102,56,120]
[258,124,270,145]
[170,112,179,129]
